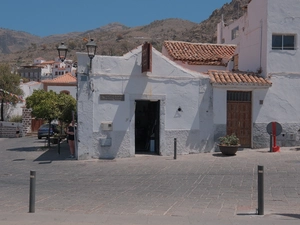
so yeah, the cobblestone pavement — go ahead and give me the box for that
[0,136,300,224]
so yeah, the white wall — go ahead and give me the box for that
[8,81,43,118]
[267,0,300,74]
[77,47,215,159]
[217,0,268,75]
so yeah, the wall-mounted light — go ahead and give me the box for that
[86,39,97,70]
[57,42,68,62]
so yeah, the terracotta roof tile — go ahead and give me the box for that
[208,71,272,86]
[39,61,55,65]
[163,41,236,66]
[42,73,76,84]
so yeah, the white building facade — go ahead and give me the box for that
[217,0,300,147]
[76,46,216,159]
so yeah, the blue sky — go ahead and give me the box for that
[1,0,231,37]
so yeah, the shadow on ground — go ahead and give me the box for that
[7,140,71,163]
[212,153,236,157]
[33,141,71,163]
[274,213,300,219]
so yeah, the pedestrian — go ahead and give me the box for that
[66,122,75,158]
[16,125,20,138]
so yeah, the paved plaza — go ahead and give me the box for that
[0,136,300,224]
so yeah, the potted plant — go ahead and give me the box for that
[218,133,240,156]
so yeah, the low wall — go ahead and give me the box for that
[0,122,23,138]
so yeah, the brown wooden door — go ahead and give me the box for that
[227,91,252,147]
[31,119,44,132]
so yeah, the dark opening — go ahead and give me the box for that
[135,100,160,154]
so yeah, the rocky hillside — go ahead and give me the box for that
[0,0,249,67]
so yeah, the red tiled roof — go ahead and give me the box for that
[39,61,55,65]
[42,73,76,84]
[208,71,272,86]
[163,41,236,66]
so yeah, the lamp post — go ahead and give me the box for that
[57,42,68,62]
[86,39,97,70]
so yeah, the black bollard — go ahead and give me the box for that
[174,138,177,160]
[29,170,36,213]
[258,165,264,215]
[58,137,61,154]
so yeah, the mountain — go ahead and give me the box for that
[0,0,248,66]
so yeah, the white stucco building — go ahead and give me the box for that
[76,41,270,159]
[76,44,214,159]
[75,0,299,159]
[217,0,300,148]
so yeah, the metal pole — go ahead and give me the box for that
[258,165,264,215]
[174,138,177,160]
[29,170,36,213]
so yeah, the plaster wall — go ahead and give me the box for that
[77,47,215,159]
[217,0,268,76]
[253,74,300,147]
[212,74,300,148]
[8,82,43,118]
[267,0,300,74]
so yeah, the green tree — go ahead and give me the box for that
[26,90,60,147]
[58,93,76,123]
[57,93,77,134]
[26,90,77,147]
[0,64,24,121]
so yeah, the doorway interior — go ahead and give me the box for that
[135,100,160,154]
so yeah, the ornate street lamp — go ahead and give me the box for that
[57,42,68,62]
[86,39,97,70]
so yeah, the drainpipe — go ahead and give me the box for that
[259,20,263,73]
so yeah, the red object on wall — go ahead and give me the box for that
[272,122,280,152]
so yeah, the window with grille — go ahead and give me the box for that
[272,34,296,50]
[227,91,251,102]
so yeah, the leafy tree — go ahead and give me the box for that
[26,90,77,147]
[0,64,24,121]
[26,90,60,147]
[57,93,76,133]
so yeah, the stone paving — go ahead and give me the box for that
[0,136,300,224]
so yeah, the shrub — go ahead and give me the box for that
[9,115,22,123]
[218,133,240,146]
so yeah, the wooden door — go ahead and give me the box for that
[31,119,44,132]
[227,91,252,147]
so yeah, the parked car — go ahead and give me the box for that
[37,124,59,139]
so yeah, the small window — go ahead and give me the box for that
[227,91,251,102]
[272,34,295,50]
[231,26,239,40]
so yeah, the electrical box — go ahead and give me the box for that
[287,133,296,141]
[100,138,112,146]
[101,122,113,131]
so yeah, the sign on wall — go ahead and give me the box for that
[100,94,125,101]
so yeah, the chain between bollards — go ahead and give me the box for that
[29,170,36,213]
[174,138,177,160]
[257,165,264,215]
